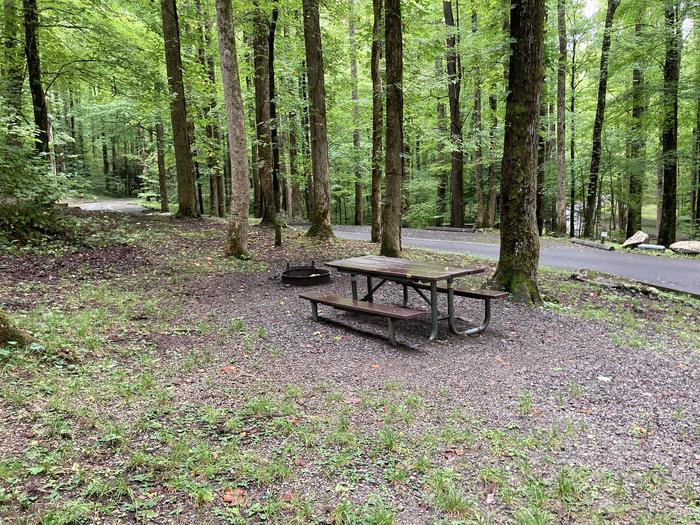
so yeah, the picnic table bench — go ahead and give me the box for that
[300,255,507,345]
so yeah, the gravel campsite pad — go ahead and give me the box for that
[1,211,699,524]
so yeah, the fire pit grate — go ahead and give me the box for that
[281,261,331,286]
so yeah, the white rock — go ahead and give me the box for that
[669,240,700,255]
[622,231,649,249]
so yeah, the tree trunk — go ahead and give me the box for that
[160,0,198,217]
[3,0,24,144]
[216,0,249,257]
[253,12,275,225]
[569,36,576,237]
[302,0,334,239]
[23,0,48,154]
[155,121,170,212]
[582,0,619,237]
[626,18,645,238]
[268,7,282,213]
[536,100,545,235]
[444,0,464,227]
[658,1,681,247]
[485,86,499,228]
[489,0,545,304]
[349,0,363,226]
[370,0,384,242]
[380,0,403,256]
[435,57,448,227]
[472,10,484,228]
[694,54,700,236]
[555,0,567,235]
[102,134,110,191]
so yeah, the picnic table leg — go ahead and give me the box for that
[310,301,319,322]
[402,284,408,307]
[387,318,396,346]
[366,276,373,302]
[448,282,492,336]
[429,281,439,341]
[351,273,358,300]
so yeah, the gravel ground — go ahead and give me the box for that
[1,212,699,524]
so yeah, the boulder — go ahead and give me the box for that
[622,230,649,249]
[669,240,700,255]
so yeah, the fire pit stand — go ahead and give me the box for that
[281,261,331,286]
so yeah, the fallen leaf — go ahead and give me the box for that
[281,491,293,502]
[294,458,305,466]
[222,366,236,375]
[223,487,246,506]
[371,364,381,369]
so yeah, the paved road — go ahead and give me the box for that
[332,225,700,296]
[71,200,699,296]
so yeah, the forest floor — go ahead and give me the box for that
[1,209,700,524]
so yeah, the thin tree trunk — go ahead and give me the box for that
[268,7,282,213]
[288,110,303,218]
[155,121,169,212]
[444,0,464,227]
[370,0,384,242]
[300,69,313,219]
[216,0,249,257]
[489,0,545,304]
[536,100,545,235]
[23,0,48,154]
[102,134,110,191]
[349,0,363,225]
[253,12,275,225]
[569,36,576,237]
[694,54,700,236]
[380,0,403,256]
[3,0,24,145]
[160,0,198,217]
[472,10,484,228]
[658,1,682,247]
[583,0,619,237]
[302,0,333,239]
[626,18,645,237]
[435,56,448,227]
[555,0,567,235]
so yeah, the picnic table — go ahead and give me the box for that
[300,255,507,345]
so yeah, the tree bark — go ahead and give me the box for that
[380,0,403,256]
[489,0,545,304]
[694,53,700,236]
[155,121,170,212]
[302,0,333,239]
[435,57,448,227]
[582,0,619,237]
[444,0,464,227]
[253,12,275,225]
[23,0,48,154]
[216,0,249,257]
[569,35,576,237]
[472,10,484,228]
[536,100,545,235]
[626,18,645,237]
[160,0,198,217]
[658,1,682,247]
[555,0,567,235]
[349,0,363,225]
[370,0,383,242]
[268,7,282,213]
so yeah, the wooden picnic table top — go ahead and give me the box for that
[325,255,485,282]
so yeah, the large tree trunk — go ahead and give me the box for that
[490,0,545,304]
[472,10,484,228]
[444,0,464,227]
[370,0,383,242]
[435,57,448,227]
[23,0,48,154]
[160,0,198,217]
[253,12,275,225]
[155,121,170,212]
[626,18,645,237]
[555,0,567,235]
[582,0,619,237]
[380,0,403,256]
[216,0,249,257]
[302,0,333,239]
[658,1,682,247]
